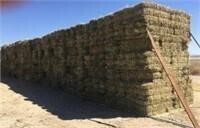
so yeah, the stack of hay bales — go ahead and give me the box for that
[1,3,192,116]
[143,3,192,115]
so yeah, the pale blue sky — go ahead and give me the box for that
[1,0,200,55]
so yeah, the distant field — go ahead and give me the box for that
[190,56,200,75]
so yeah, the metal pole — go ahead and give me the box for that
[190,32,200,49]
[147,29,200,128]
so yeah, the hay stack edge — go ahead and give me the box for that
[1,3,193,116]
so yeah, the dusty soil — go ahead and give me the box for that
[0,76,199,128]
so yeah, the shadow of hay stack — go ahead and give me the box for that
[1,77,192,128]
[1,77,132,120]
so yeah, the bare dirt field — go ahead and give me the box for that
[190,56,200,75]
[0,76,199,128]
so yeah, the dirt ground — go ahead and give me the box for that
[0,76,199,128]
